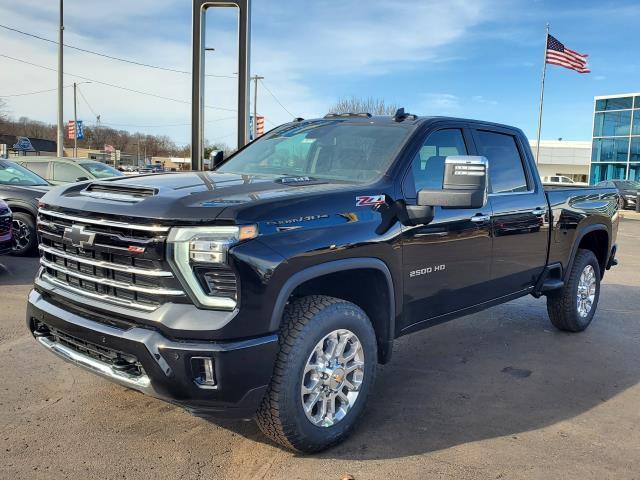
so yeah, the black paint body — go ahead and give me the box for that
[27,116,620,417]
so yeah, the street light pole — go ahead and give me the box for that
[251,74,264,139]
[73,82,77,157]
[57,0,64,157]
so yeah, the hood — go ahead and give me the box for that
[40,171,361,224]
[0,183,51,198]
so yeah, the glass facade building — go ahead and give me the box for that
[590,93,640,184]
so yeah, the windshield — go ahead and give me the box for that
[0,160,48,186]
[617,180,640,190]
[80,162,123,179]
[218,120,411,183]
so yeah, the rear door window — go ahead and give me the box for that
[24,161,49,179]
[474,130,529,194]
[53,162,84,183]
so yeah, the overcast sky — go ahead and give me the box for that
[1,0,638,148]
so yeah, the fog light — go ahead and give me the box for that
[191,357,216,387]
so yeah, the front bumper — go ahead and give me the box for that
[27,290,279,418]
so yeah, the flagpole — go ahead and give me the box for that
[535,23,550,165]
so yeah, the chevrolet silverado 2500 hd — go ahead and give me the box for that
[28,113,619,452]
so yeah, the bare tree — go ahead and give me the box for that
[328,96,399,116]
[0,99,9,123]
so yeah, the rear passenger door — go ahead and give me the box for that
[471,127,548,297]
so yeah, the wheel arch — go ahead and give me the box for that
[4,200,38,218]
[566,224,610,280]
[269,258,396,364]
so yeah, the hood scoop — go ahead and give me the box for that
[80,182,158,202]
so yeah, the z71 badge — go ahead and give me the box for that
[356,195,385,207]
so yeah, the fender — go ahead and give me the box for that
[3,199,38,218]
[564,223,610,281]
[268,258,396,361]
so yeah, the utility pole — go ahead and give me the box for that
[251,74,264,140]
[57,0,64,157]
[73,82,77,157]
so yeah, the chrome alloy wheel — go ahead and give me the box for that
[576,264,596,318]
[300,329,365,427]
[12,218,31,252]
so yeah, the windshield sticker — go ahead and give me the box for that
[356,195,385,207]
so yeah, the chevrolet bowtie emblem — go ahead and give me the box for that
[63,225,96,249]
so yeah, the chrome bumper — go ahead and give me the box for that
[36,334,153,393]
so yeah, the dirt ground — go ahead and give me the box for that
[1,215,639,480]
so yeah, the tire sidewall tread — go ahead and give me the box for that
[256,295,377,453]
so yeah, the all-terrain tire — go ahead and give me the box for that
[256,295,377,453]
[547,249,601,332]
[10,212,38,256]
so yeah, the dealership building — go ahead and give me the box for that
[590,93,640,184]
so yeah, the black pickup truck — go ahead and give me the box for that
[28,113,619,452]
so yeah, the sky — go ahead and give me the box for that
[0,0,638,149]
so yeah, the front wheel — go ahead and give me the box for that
[11,212,38,256]
[547,249,601,332]
[256,295,377,452]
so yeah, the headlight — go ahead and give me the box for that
[167,225,257,309]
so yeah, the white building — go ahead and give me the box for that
[529,140,591,183]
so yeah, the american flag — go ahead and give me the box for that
[546,35,590,73]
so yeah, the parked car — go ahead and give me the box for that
[18,157,123,185]
[596,180,640,209]
[542,175,588,186]
[139,164,165,174]
[0,160,51,255]
[29,114,619,453]
[0,199,12,256]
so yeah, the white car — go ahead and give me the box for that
[542,175,588,186]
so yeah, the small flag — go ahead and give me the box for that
[256,115,265,136]
[104,144,115,153]
[67,120,76,140]
[546,35,590,73]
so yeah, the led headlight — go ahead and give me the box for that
[167,225,257,309]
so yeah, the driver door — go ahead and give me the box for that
[400,126,493,332]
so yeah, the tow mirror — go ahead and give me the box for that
[403,156,488,226]
[418,156,488,209]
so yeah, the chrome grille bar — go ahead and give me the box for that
[39,208,170,232]
[39,273,159,312]
[41,258,184,296]
[39,244,173,278]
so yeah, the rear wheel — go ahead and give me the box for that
[547,249,600,332]
[11,212,37,256]
[256,295,377,452]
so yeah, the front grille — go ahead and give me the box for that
[37,208,184,311]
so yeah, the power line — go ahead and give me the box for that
[91,116,237,128]
[0,24,236,79]
[0,53,237,112]
[259,79,295,117]
[0,85,73,97]
[76,85,98,117]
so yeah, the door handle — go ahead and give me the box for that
[531,207,547,216]
[470,214,491,223]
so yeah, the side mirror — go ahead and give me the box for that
[418,156,488,209]
[76,176,89,182]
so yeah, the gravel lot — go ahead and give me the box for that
[1,215,639,480]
